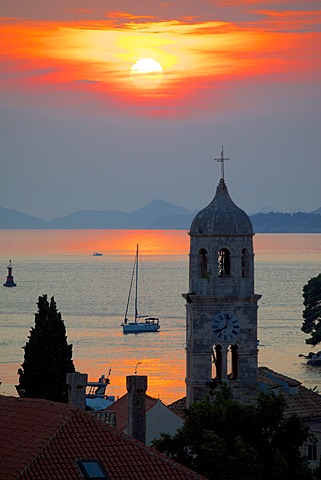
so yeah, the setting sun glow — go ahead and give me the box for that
[130,58,164,89]
[1,7,320,115]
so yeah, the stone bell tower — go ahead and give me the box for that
[183,149,261,407]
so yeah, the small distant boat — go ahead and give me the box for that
[93,252,103,256]
[86,371,115,411]
[86,373,111,398]
[3,259,16,287]
[121,245,160,334]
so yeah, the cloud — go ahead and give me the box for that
[1,5,320,118]
[106,11,157,22]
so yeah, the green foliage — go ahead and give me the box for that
[153,385,315,480]
[301,273,321,346]
[16,295,75,402]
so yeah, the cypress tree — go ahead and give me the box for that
[16,294,75,402]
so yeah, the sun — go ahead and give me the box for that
[130,58,164,90]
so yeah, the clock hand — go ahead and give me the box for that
[215,321,228,333]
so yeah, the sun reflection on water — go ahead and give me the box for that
[1,231,321,402]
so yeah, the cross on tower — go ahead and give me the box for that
[215,146,229,180]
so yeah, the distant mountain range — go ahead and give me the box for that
[1,200,321,232]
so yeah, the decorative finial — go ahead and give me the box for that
[215,146,229,180]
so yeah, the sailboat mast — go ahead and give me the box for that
[124,251,136,323]
[134,244,139,323]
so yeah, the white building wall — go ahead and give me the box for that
[146,400,184,446]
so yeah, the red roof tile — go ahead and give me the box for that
[0,396,206,480]
[169,367,321,422]
[168,397,187,418]
[258,367,321,420]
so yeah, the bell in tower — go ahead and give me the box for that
[183,148,261,406]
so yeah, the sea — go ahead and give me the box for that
[0,230,320,404]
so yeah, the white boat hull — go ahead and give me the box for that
[122,319,160,334]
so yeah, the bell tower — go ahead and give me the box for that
[183,149,261,406]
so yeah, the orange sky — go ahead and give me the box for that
[1,4,320,115]
[1,0,321,220]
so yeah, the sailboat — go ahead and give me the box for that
[121,245,160,334]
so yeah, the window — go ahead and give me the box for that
[212,344,238,381]
[218,248,230,276]
[198,248,208,278]
[307,444,317,461]
[241,248,249,277]
[212,344,222,380]
[77,460,109,479]
[228,344,238,380]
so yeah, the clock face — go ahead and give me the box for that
[212,312,240,342]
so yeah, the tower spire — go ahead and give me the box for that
[215,146,229,180]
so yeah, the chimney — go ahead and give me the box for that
[126,375,147,444]
[66,372,88,410]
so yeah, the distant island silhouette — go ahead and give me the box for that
[1,200,321,232]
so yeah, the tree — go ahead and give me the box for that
[153,385,315,480]
[16,295,75,402]
[301,273,321,346]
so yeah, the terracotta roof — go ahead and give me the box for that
[168,367,321,422]
[168,396,187,418]
[259,366,301,387]
[0,395,206,480]
[103,393,158,431]
[258,367,321,420]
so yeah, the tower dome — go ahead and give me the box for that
[190,178,253,236]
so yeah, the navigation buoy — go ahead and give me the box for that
[4,259,17,287]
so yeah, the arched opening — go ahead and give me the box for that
[212,344,222,380]
[198,248,208,278]
[218,248,230,276]
[241,248,249,277]
[212,344,237,381]
[228,344,239,380]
